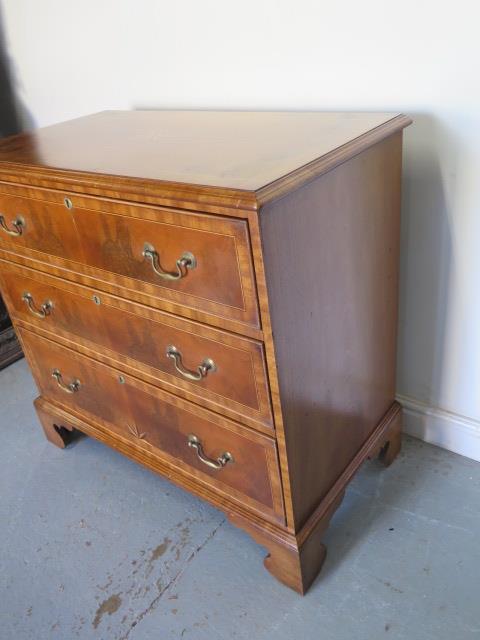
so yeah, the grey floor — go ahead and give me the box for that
[1,359,479,640]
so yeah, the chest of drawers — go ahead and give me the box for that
[0,111,411,593]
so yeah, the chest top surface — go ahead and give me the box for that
[0,111,407,193]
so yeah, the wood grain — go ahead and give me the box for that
[259,133,404,528]
[0,111,408,190]
[21,327,284,524]
[0,110,411,594]
[0,259,273,431]
[31,392,402,594]
[0,184,260,330]
[0,111,411,213]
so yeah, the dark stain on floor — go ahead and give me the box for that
[92,593,122,629]
[376,578,404,594]
[151,537,171,562]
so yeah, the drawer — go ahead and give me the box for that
[20,329,284,523]
[0,260,273,431]
[0,185,260,331]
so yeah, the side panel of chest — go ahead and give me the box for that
[259,133,403,528]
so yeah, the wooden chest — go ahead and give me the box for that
[0,111,411,593]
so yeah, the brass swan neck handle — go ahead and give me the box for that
[0,214,24,237]
[22,292,53,319]
[142,243,196,281]
[166,345,216,381]
[52,369,81,394]
[187,434,233,470]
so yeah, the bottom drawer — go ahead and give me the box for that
[20,329,285,523]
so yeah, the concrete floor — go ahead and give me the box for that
[1,359,479,640]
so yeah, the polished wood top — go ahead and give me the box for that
[0,111,409,192]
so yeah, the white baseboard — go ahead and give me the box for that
[397,394,480,462]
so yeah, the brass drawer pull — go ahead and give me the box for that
[22,292,53,319]
[166,345,216,381]
[52,369,81,393]
[142,243,196,281]
[187,434,233,470]
[0,214,24,237]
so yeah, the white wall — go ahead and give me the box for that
[2,0,480,459]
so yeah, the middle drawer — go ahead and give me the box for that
[0,260,273,432]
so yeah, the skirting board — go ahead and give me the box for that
[397,394,480,463]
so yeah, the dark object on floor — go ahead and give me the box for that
[0,295,22,368]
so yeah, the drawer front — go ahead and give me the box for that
[0,185,260,330]
[0,261,273,431]
[20,330,284,522]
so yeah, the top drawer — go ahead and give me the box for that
[0,185,260,331]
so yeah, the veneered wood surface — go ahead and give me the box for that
[245,211,296,526]
[0,110,411,593]
[21,328,284,523]
[0,183,260,330]
[0,111,404,191]
[34,395,289,536]
[0,260,273,431]
[260,134,403,528]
